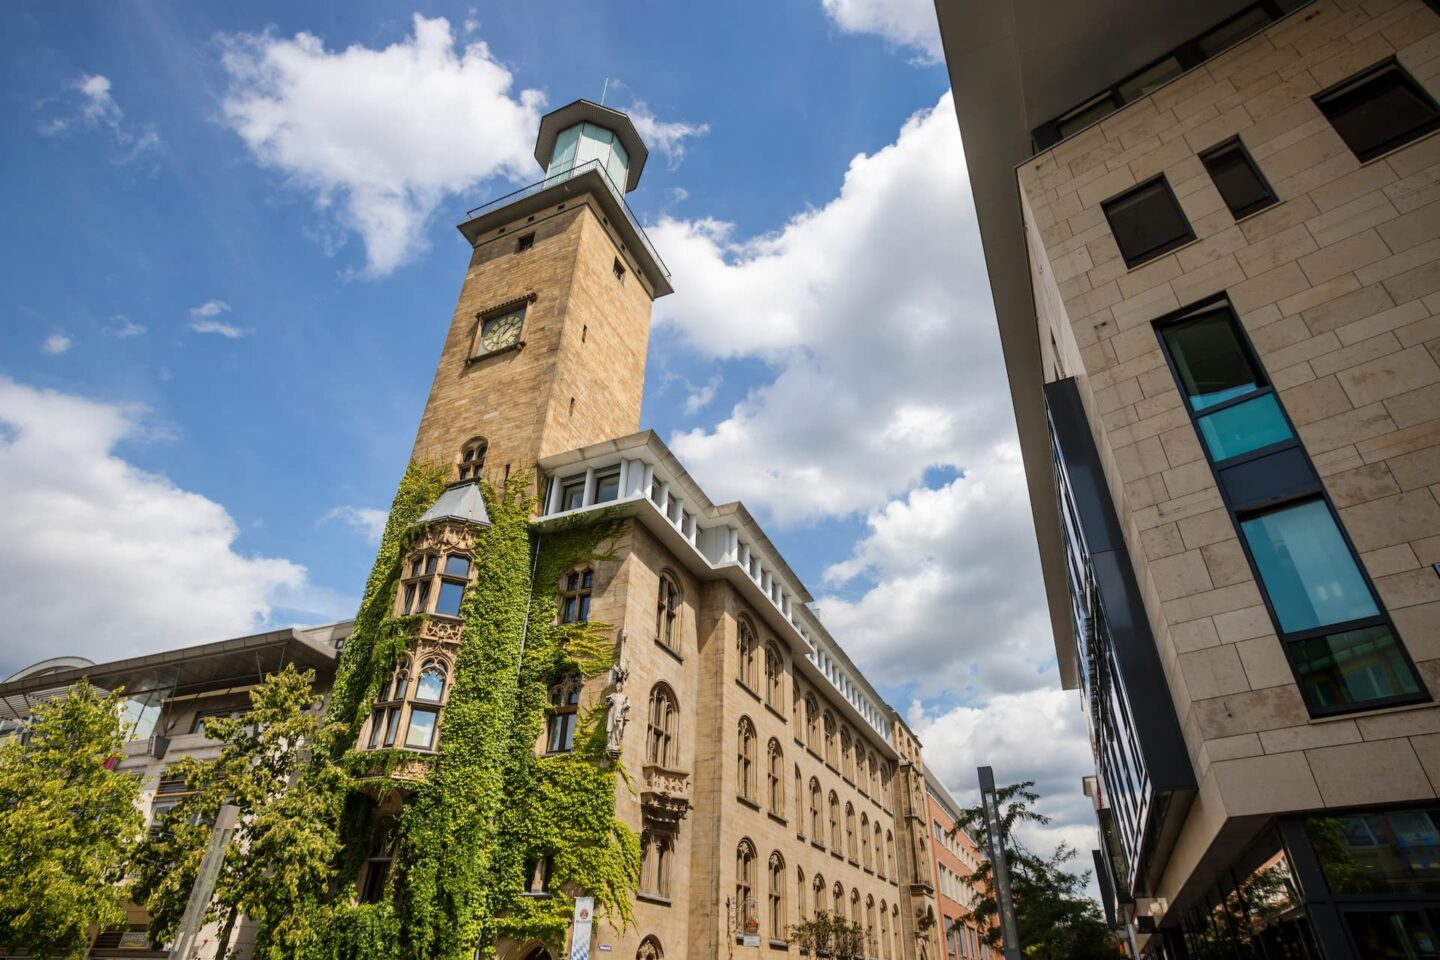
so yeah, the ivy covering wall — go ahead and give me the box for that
[312,466,638,960]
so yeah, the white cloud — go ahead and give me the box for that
[0,377,347,675]
[820,0,943,61]
[105,316,146,338]
[219,15,545,275]
[322,505,388,543]
[683,375,721,416]
[189,320,245,338]
[189,299,231,318]
[41,333,72,355]
[39,73,160,159]
[626,101,710,169]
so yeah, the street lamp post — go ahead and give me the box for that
[977,767,1021,960]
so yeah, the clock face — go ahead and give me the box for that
[478,309,524,355]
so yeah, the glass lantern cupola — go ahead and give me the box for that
[534,100,650,197]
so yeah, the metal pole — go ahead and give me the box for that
[977,767,1021,960]
[169,803,240,960]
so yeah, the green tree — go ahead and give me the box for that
[0,679,144,959]
[789,910,866,960]
[952,781,1116,960]
[132,665,343,959]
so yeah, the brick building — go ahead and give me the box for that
[937,0,1440,956]
[923,771,993,960]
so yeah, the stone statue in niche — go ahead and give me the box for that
[605,692,630,757]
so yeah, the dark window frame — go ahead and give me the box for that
[1314,57,1440,164]
[1199,136,1278,220]
[1152,296,1428,718]
[1101,175,1196,269]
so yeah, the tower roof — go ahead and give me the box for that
[412,481,492,528]
[534,99,649,192]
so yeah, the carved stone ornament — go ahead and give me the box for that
[604,692,630,757]
[640,763,691,825]
[420,618,464,645]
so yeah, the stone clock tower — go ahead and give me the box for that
[409,100,673,484]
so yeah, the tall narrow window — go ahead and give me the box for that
[767,739,784,814]
[367,661,409,750]
[646,684,678,766]
[1316,59,1440,163]
[810,778,823,841]
[736,841,757,938]
[886,831,896,878]
[832,883,845,919]
[656,573,680,650]
[840,727,854,781]
[813,874,826,920]
[640,833,672,899]
[558,475,586,512]
[457,439,487,481]
[593,467,621,504]
[547,674,581,753]
[559,568,593,624]
[404,657,448,750]
[805,695,820,752]
[1200,137,1276,220]
[435,555,470,617]
[1156,297,1427,715]
[866,896,877,957]
[1101,175,1194,268]
[737,619,758,689]
[737,717,758,801]
[880,901,890,960]
[795,766,804,832]
[768,852,786,942]
[823,711,837,767]
[861,812,872,870]
[764,643,783,709]
[359,816,398,903]
[845,802,858,862]
[829,792,841,853]
[797,867,808,921]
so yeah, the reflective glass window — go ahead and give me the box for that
[1201,137,1277,220]
[1240,499,1379,633]
[405,708,438,749]
[1291,625,1423,711]
[1344,909,1440,958]
[1102,177,1195,268]
[1317,60,1440,163]
[1197,393,1293,460]
[1196,7,1271,57]
[435,580,465,617]
[594,469,621,503]
[1056,94,1118,138]
[1306,807,1440,896]
[1160,307,1264,410]
[444,555,470,577]
[1117,57,1183,102]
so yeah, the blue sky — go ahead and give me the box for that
[1,0,1099,855]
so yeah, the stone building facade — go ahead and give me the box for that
[940,0,1440,956]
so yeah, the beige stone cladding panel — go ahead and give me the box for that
[1019,0,1440,816]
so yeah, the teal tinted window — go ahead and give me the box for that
[547,125,580,177]
[1160,308,1264,410]
[1292,625,1423,710]
[1240,500,1379,633]
[1197,394,1293,460]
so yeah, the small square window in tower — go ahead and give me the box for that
[1316,59,1440,163]
[613,257,627,282]
[1199,137,1276,220]
[515,232,535,253]
[1102,176,1194,269]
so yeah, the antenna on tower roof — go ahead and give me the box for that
[600,77,610,106]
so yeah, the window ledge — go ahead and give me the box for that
[637,892,672,907]
[1305,694,1435,725]
[830,850,844,861]
[768,812,789,827]
[655,638,684,663]
[769,940,789,950]
[738,795,762,811]
[736,678,762,702]
[811,840,827,852]
[1355,125,1440,168]
[764,703,788,724]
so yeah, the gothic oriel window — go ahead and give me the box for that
[768,852,786,942]
[457,438,487,481]
[736,619,758,689]
[559,568,593,624]
[766,739,784,814]
[640,832,673,899]
[737,717,757,801]
[736,840,757,936]
[546,674,581,753]
[764,643,783,709]
[368,661,409,749]
[646,684,678,767]
[656,573,681,650]
[404,657,449,750]
[399,552,473,617]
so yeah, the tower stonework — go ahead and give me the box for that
[410,99,672,483]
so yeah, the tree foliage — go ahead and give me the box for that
[789,911,866,960]
[951,781,1116,960]
[131,665,343,959]
[0,680,144,959]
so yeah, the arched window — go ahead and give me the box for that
[656,573,681,650]
[868,752,879,797]
[880,761,892,806]
[794,766,804,833]
[736,619,758,689]
[880,901,890,960]
[404,657,449,750]
[367,659,410,750]
[559,568,594,624]
[797,867,808,921]
[840,727,854,781]
[399,551,473,616]
[850,888,861,928]
[885,830,896,879]
[763,643,783,709]
[812,873,826,920]
[546,674,581,753]
[767,739,784,814]
[736,841,757,936]
[828,791,841,853]
[809,778,823,841]
[860,812,872,870]
[792,685,803,738]
[805,695,820,752]
[891,905,900,960]
[768,852,786,942]
[845,802,857,862]
[874,822,885,877]
[866,895,877,958]
[640,832,672,899]
[457,438,487,481]
[636,936,663,960]
[737,717,757,801]
[358,815,399,903]
[646,684,678,767]
[832,882,844,919]
[823,711,837,767]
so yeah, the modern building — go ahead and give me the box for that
[938,0,1440,956]
[923,771,994,960]
[1,101,936,960]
